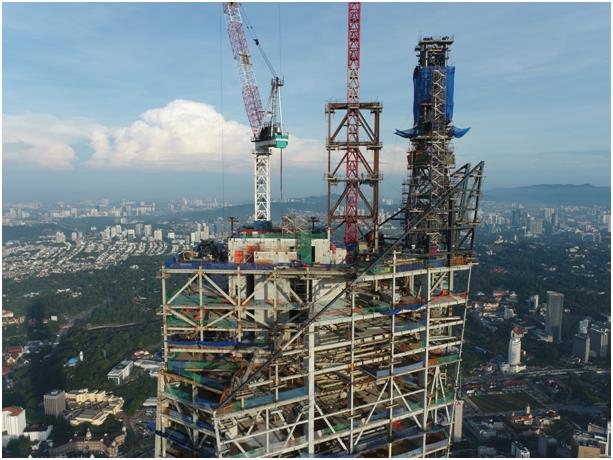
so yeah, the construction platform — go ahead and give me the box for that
[154,228,475,457]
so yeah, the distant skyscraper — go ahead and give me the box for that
[589,323,609,358]
[509,329,522,366]
[542,207,555,220]
[453,400,464,442]
[55,231,66,244]
[549,210,559,231]
[144,224,152,237]
[153,229,163,241]
[511,208,527,228]
[602,213,611,233]
[529,294,539,311]
[2,406,26,437]
[511,441,531,458]
[578,318,591,335]
[546,291,564,343]
[607,422,611,457]
[44,390,66,416]
[528,217,544,235]
[572,334,590,363]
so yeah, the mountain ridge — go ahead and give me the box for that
[484,183,610,206]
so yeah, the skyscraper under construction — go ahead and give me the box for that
[154,30,483,460]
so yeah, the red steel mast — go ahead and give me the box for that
[345,2,361,246]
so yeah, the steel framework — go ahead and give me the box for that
[155,35,483,459]
[154,242,477,457]
[326,3,382,253]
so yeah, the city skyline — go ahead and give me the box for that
[3,2,611,203]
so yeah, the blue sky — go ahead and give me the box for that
[2,2,611,203]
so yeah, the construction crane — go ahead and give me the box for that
[223,2,288,224]
[345,2,361,247]
[326,2,382,258]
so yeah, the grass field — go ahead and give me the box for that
[469,392,543,413]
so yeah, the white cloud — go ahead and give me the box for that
[86,100,253,171]
[3,100,410,180]
[3,113,98,170]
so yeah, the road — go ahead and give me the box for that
[463,366,609,385]
[55,302,103,343]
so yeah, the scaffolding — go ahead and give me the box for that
[155,246,476,457]
[155,36,483,459]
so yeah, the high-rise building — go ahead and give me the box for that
[572,334,590,363]
[44,390,66,417]
[509,330,522,366]
[528,217,544,235]
[546,291,564,343]
[538,436,557,457]
[602,213,611,232]
[529,294,539,311]
[155,34,483,458]
[542,207,555,220]
[153,229,163,241]
[607,421,611,457]
[578,318,591,335]
[144,224,153,237]
[452,400,464,442]
[589,323,609,358]
[511,441,531,458]
[2,406,26,438]
[502,327,526,374]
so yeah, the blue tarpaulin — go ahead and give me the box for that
[450,126,470,138]
[395,126,470,139]
[413,66,455,123]
[396,64,469,140]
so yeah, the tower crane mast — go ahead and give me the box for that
[345,2,361,246]
[224,2,288,223]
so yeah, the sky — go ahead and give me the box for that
[2,2,611,204]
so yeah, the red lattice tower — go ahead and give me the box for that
[345,2,361,245]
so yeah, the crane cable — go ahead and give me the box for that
[219,4,226,218]
[239,3,278,78]
[278,2,283,203]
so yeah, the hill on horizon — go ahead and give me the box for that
[484,184,611,206]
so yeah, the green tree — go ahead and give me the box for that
[5,436,31,457]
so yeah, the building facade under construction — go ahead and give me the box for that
[154,33,483,459]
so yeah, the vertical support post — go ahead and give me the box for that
[307,323,315,455]
[389,252,397,456]
[349,289,356,453]
[265,409,270,452]
[155,372,164,456]
[422,268,432,454]
[199,270,204,342]
[161,271,168,361]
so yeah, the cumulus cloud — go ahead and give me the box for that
[3,99,409,178]
[86,99,254,171]
[3,113,98,170]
